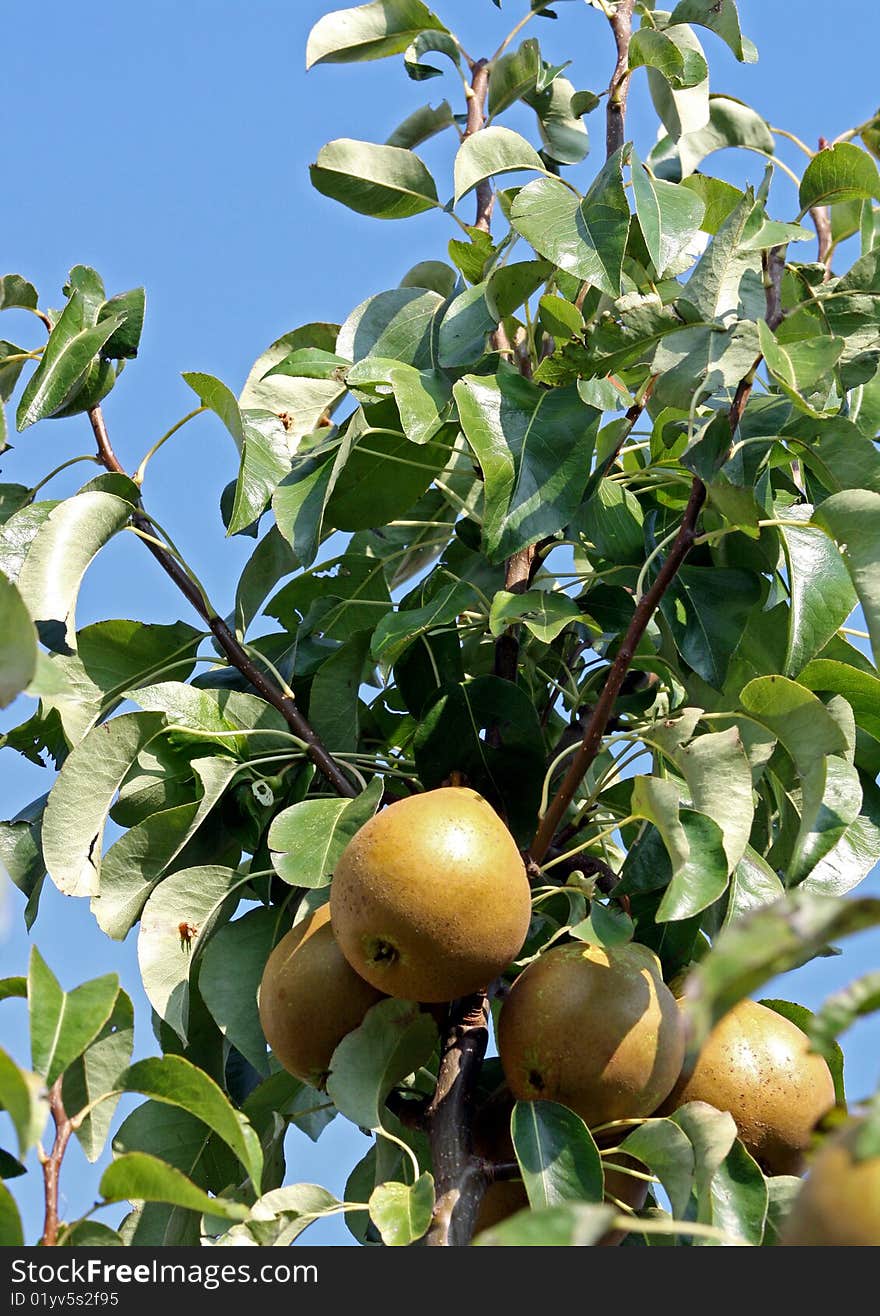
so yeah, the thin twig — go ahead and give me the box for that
[425,993,490,1246]
[606,0,635,159]
[41,1080,73,1247]
[87,405,356,798]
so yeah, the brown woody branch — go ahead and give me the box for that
[87,405,357,799]
[465,59,494,232]
[606,0,636,159]
[425,993,490,1246]
[40,1079,73,1246]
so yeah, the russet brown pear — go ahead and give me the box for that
[330,787,531,1002]
[660,998,835,1176]
[498,941,685,1127]
[258,902,384,1087]
[781,1120,880,1246]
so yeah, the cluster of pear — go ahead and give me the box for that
[258,787,878,1245]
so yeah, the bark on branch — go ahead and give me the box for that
[465,59,494,233]
[40,1079,73,1247]
[425,993,490,1246]
[606,0,636,159]
[87,405,356,799]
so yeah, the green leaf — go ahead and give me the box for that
[311,139,439,219]
[489,588,580,643]
[619,1118,695,1217]
[577,477,644,563]
[661,565,761,688]
[326,999,438,1129]
[652,95,773,180]
[15,491,134,648]
[137,864,249,1040]
[684,889,880,1044]
[681,191,761,326]
[799,143,880,214]
[338,286,444,367]
[0,1047,47,1156]
[510,150,629,296]
[673,727,753,873]
[234,527,298,634]
[223,1184,344,1246]
[629,27,709,86]
[28,947,118,1086]
[669,0,757,63]
[437,282,497,368]
[200,908,278,1077]
[511,1100,604,1208]
[98,287,146,360]
[326,426,450,530]
[0,274,38,312]
[42,710,167,897]
[0,1183,23,1246]
[386,100,455,150]
[524,72,589,167]
[706,1139,767,1246]
[646,25,710,141]
[413,674,545,843]
[0,977,26,1001]
[369,1172,434,1245]
[306,1,446,67]
[740,675,849,775]
[100,1153,248,1220]
[346,358,451,444]
[455,372,598,562]
[813,491,880,665]
[722,846,784,927]
[800,779,880,898]
[268,551,391,642]
[630,779,729,921]
[0,572,36,707]
[272,437,352,569]
[117,1055,263,1186]
[489,38,540,117]
[403,30,460,80]
[775,508,858,675]
[227,411,292,536]
[58,1222,124,1247]
[473,1202,616,1246]
[790,755,863,884]
[631,151,705,275]
[308,630,371,752]
[269,778,382,888]
[454,126,544,204]
[371,575,477,666]
[16,293,123,430]
[537,294,585,342]
[94,756,239,939]
[758,321,845,415]
[181,371,243,446]
[798,660,880,744]
[62,991,134,1163]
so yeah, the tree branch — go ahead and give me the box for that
[41,1079,73,1247]
[87,405,357,799]
[606,0,635,159]
[530,475,706,863]
[465,60,493,232]
[425,993,490,1246]
[493,545,538,683]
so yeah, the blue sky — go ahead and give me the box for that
[1,0,879,1246]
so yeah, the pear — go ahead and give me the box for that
[258,902,383,1087]
[330,787,531,1002]
[498,942,685,1128]
[781,1119,880,1246]
[661,998,835,1175]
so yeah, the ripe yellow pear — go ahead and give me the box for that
[258,903,384,1087]
[781,1119,880,1246]
[660,998,835,1175]
[330,787,531,1002]
[498,942,685,1128]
